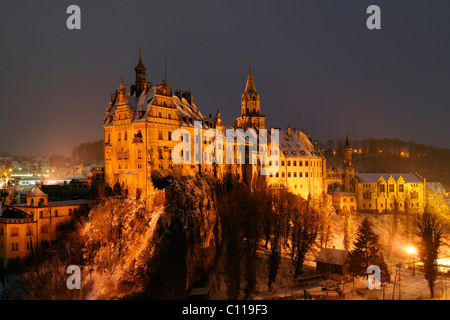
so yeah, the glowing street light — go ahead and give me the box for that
[406,246,416,255]
[406,246,417,276]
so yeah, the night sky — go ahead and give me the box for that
[0,0,449,156]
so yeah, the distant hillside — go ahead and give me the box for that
[71,140,103,165]
[321,137,450,188]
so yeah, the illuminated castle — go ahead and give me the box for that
[102,53,325,204]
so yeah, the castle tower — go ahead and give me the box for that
[343,131,355,192]
[236,65,265,130]
[135,49,147,96]
[344,131,352,167]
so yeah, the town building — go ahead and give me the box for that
[325,132,426,214]
[0,187,89,269]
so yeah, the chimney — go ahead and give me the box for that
[175,90,183,100]
[314,141,318,151]
[182,91,193,105]
[287,127,291,137]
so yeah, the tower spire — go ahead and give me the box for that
[302,107,305,133]
[244,65,256,93]
[134,49,147,96]
[345,130,351,148]
[164,54,167,82]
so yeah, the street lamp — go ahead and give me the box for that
[406,246,417,276]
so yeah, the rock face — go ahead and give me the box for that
[145,175,222,298]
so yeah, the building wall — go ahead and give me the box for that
[356,176,425,213]
[0,201,88,268]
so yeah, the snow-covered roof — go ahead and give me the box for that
[104,86,211,129]
[316,247,349,265]
[356,173,423,184]
[278,130,321,158]
[29,186,47,197]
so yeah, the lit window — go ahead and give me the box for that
[11,227,19,237]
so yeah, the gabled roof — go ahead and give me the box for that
[356,173,423,184]
[316,247,349,265]
[29,186,47,197]
[278,130,321,158]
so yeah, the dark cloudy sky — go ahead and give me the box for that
[0,0,449,156]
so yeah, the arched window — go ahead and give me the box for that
[41,224,48,234]
[38,198,44,206]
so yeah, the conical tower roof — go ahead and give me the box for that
[345,131,352,149]
[135,49,146,70]
[29,186,47,197]
[244,66,256,93]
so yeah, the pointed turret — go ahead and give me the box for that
[237,65,265,130]
[345,130,351,149]
[135,49,147,96]
[244,65,257,94]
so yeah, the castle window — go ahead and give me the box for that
[379,184,386,193]
[158,112,162,118]
[399,184,404,192]
[287,161,291,166]
[117,148,123,160]
[299,161,303,166]
[305,161,308,166]
[305,172,308,178]
[11,227,19,237]
[11,243,18,251]
[26,226,33,235]
[138,163,142,169]
[276,172,279,178]
[288,172,291,178]
[281,161,285,166]
[294,172,297,178]
[282,172,285,178]
[168,131,172,141]
[138,149,142,159]
[159,148,163,159]
[158,130,163,140]
[124,131,128,141]
[118,132,121,141]
[389,184,394,193]
[41,224,49,234]
[124,148,129,159]
[299,172,303,177]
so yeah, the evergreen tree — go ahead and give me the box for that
[417,211,447,298]
[349,218,391,284]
